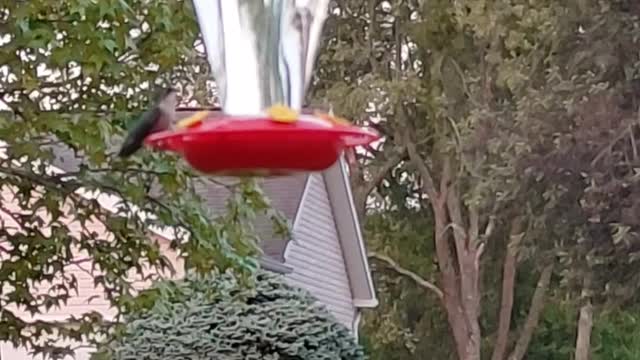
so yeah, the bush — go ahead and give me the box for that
[94,270,366,360]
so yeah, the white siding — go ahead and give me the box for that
[0,186,182,360]
[1,342,92,360]
[284,173,357,329]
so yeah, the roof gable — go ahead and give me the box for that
[192,174,307,261]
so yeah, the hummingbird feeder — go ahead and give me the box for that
[144,0,380,176]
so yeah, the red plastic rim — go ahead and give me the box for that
[144,115,380,176]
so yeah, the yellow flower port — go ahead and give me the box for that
[266,104,299,123]
[314,111,352,126]
[176,110,210,129]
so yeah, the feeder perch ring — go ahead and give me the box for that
[145,113,380,176]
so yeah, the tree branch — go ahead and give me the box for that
[406,137,438,201]
[469,204,480,244]
[0,164,187,242]
[574,275,594,360]
[352,148,407,218]
[445,181,467,248]
[368,251,444,300]
[363,148,406,199]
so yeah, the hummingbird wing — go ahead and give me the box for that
[117,107,162,157]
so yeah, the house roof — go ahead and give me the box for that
[47,108,377,307]
[191,174,308,261]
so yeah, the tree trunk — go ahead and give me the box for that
[574,276,593,360]
[440,193,483,360]
[491,219,523,360]
[432,197,482,360]
[407,147,484,360]
[458,249,483,360]
[508,263,554,360]
[574,301,593,360]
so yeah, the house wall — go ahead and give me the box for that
[1,342,93,360]
[0,184,182,321]
[0,185,181,360]
[283,173,358,330]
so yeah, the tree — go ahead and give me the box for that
[313,1,560,358]
[312,0,640,359]
[519,2,640,357]
[361,204,455,359]
[0,1,271,358]
[94,269,366,360]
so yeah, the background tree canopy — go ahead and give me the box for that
[312,0,640,359]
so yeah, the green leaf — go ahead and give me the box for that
[101,39,117,54]
[17,18,30,33]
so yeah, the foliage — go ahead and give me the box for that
[362,209,455,359]
[496,0,640,305]
[0,1,270,358]
[313,0,567,357]
[525,301,576,360]
[314,0,640,359]
[94,269,366,360]
[592,309,640,360]
[360,185,455,359]
[527,303,640,360]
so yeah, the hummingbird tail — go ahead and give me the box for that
[117,137,142,157]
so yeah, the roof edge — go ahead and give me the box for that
[353,298,379,308]
[259,256,294,274]
[281,174,312,264]
[323,155,377,307]
[290,174,312,232]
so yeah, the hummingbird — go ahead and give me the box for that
[117,87,178,157]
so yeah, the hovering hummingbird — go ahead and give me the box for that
[117,87,178,157]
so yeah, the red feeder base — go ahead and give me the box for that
[144,115,380,176]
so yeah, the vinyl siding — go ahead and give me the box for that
[284,173,357,330]
[0,185,181,360]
